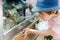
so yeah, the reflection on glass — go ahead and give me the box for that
[3,0,26,32]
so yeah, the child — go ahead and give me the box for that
[22,0,60,40]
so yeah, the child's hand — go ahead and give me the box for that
[21,34,27,40]
[21,28,30,40]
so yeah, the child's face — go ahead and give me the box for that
[38,12,50,21]
[38,10,57,21]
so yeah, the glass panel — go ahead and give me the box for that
[3,0,27,33]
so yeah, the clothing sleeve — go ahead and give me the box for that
[51,24,60,34]
[51,15,60,34]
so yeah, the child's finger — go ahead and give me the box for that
[21,34,27,40]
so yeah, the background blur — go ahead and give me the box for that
[0,0,60,40]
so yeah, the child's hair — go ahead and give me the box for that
[39,10,58,15]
